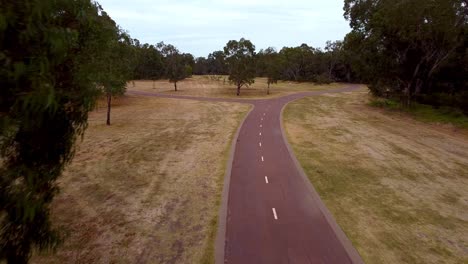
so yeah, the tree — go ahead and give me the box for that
[93,13,135,125]
[261,48,281,95]
[344,0,468,105]
[159,44,189,91]
[0,1,124,263]
[194,57,209,75]
[325,41,344,81]
[207,51,228,75]
[223,38,256,96]
[133,44,164,88]
[167,53,190,91]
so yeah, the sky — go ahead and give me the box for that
[97,0,351,57]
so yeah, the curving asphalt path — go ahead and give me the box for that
[128,86,364,264]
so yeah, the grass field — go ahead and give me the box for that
[31,95,250,264]
[128,76,342,99]
[284,89,468,263]
[369,97,468,129]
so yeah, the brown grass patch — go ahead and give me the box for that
[31,95,250,264]
[284,89,468,263]
[128,76,342,99]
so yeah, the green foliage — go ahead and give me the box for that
[194,51,228,75]
[370,98,468,128]
[314,73,333,84]
[344,0,468,106]
[158,43,193,91]
[0,1,132,262]
[223,38,256,96]
[133,43,165,80]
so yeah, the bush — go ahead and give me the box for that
[314,73,333,84]
[369,98,400,109]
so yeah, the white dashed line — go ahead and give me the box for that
[260,125,262,128]
[261,156,264,162]
[265,176,269,184]
[259,142,262,147]
[272,208,278,220]
[259,132,262,136]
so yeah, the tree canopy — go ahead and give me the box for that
[0,1,134,262]
[344,0,468,107]
[223,38,256,96]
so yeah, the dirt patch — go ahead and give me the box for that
[284,89,468,263]
[31,95,250,264]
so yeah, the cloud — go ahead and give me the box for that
[97,0,350,56]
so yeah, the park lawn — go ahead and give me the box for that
[283,89,468,264]
[369,97,468,129]
[128,75,343,99]
[31,95,251,264]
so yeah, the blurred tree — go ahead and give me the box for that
[0,1,130,262]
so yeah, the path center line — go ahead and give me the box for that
[265,176,269,184]
[259,142,262,147]
[261,156,264,162]
[272,208,278,220]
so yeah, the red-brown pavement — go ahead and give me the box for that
[128,86,363,264]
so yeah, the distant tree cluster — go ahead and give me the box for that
[192,41,353,85]
[132,41,194,90]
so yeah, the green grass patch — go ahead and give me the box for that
[369,98,468,129]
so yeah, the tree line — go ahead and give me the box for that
[1,0,466,263]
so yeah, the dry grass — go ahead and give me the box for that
[128,75,342,99]
[283,89,468,264]
[31,95,250,264]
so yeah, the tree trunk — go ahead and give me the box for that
[174,82,177,91]
[328,62,334,80]
[415,79,423,95]
[403,84,412,108]
[267,82,270,95]
[346,69,351,83]
[237,84,241,96]
[106,93,111,126]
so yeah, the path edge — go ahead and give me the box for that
[279,91,365,264]
[215,104,254,264]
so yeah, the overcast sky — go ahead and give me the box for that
[97,0,351,57]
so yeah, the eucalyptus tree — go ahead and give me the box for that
[207,51,228,75]
[93,12,135,125]
[344,0,468,105]
[223,38,256,96]
[0,1,128,262]
[134,44,164,88]
[160,44,192,91]
[260,48,282,95]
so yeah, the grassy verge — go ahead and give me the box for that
[31,95,250,264]
[284,90,468,263]
[369,97,468,129]
[128,76,344,99]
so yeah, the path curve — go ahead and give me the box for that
[128,86,364,264]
